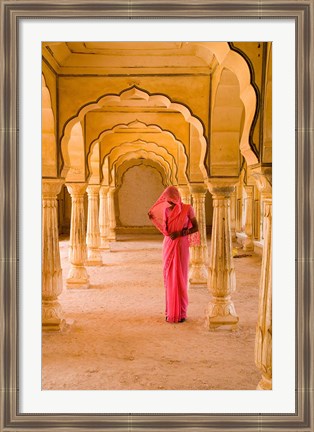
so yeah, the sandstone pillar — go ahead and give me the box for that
[179,185,191,204]
[42,179,65,331]
[66,183,89,288]
[86,185,102,265]
[189,184,208,286]
[107,187,117,241]
[235,185,243,233]
[252,170,272,390]
[230,190,237,241]
[99,185,110,249]
[255,195,272,389]
[243,185,254,251]
[206,183,238,330]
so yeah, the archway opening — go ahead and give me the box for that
[116,163,166,234]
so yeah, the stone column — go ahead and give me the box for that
[255,194,272,389]
[42,179,65,331]
[230,190,237,241]
[179,185,191,204]
[86,185,102,265]
[235,185,243,233]
[99,185,110,249]
[107,187,117,241]
[206,182,239,330]
[252,170,272,390]
[243,185,254,251]
[189,184,208,286]
[66,183,89,288]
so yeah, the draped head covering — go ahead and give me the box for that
[148,186,201,246]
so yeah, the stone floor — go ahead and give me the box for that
[42,234,262,390]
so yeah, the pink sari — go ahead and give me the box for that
[148,186,200,323]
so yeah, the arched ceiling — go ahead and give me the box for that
[42,42,217,74]
[114,153,172,187]
[42,74,57,178]
[62,87,207,181]
[42,41,265,180]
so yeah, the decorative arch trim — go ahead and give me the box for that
[60,86,207,180]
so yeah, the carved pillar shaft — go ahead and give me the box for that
[86,185,102,265]
[251,169,272,390]
[99,186,110,249]
[255,195,272,389]
[66,183,89,288]
[230,190,237,241]
[243,186,254,251]
[206,184,238,330]
[236,185,243,233]
[189,186,208,286]
[42,179,64,331]
[107,187,116,241]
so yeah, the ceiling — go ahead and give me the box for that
[42,41,218,75]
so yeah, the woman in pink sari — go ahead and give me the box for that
[148,186,200,323]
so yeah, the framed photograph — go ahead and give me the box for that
[1,1,313,431]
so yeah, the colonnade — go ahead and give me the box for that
[42,175,272,389]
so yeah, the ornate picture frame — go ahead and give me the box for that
[1,1,313,430]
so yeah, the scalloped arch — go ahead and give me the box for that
[60,42,258,180]
[208,48,258,165]
[42,74,58,178]
[104,146,177,185]
[61,87,207,180]
[115,155,170,187]
[87,120,188,183]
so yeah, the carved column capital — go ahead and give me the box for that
[244,185,254,197]
[66,182,87,197]
[208,186,235,198]
[189,183,207,195]
[87,184,101,196]
[108,186,116,196]
[250,167,272,195]
[207,178,237,198]
[99,185,110,196]
[42,179,64,198]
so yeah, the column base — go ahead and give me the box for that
[243,237,254,251]
[66,279,89,289]
[257,375,272,390]
[42,300,65,332]
[66,266,89,288]
[86,249,103,266]
[107,230,116,242]
[42,318,75,332]
[42,320,66,332]
[86,260,103,266]
[205,297,239,330]
[189,264,208,286]
[100,237,110,249]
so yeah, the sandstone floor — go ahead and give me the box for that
[42,235,262,390]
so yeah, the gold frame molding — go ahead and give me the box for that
[1,1,313,431]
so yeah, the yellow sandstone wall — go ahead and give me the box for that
[117,164,164,228]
